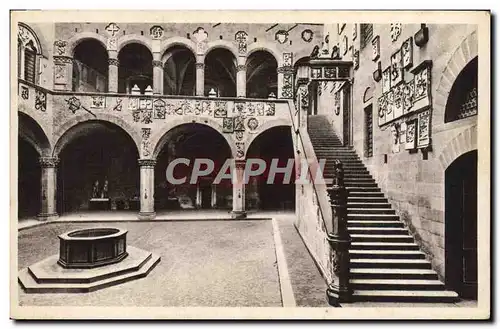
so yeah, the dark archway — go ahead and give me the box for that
[246,126,295,210]
[72,39,109,92]
[445,149,478,299]
[56,121,139,214]
[155,123,232,210]
[204,48,236,97]
[18,137,41,219]
[246,50,278,98]
[118,43,153,94]
[163,45,196,95]
[445,56,478,123]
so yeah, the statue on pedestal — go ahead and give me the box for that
[101,179,109,199]
[92,180,100,199]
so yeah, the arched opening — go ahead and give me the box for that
[118,43,153,94]
[444,56,478,123]
[445,149,477,299]
[18,23,42,84]
[72,39,108,92]
[204,48,236,97]
[18,112,50,220]
[18,137,41,219]
[293,56,310,80]
[162,45,196,96]
[246,50,278,99]
[154,123,232,211]
[56,121,139,214]
[246,126,295,210]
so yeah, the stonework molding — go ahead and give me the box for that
[117,34,153,53]
[277,66,294,74]
[67,32,108,56]
[108,58,120,66]
[52,112,142,157]
[160,36,197,58]
[18,112,52,156]
[53,56,73,65]
[438,124,477,170]
[246,41,283,67]
[138,159,157,167]
[39,157,60,168]
[434,31,478,125]
[205,40,239,59]
[149,116,237,159]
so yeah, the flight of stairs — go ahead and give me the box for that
[307,115,458,303]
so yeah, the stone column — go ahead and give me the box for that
[108,56,119,93]
[231,159,246,218]
[138,159,156,220]
[37,157,59,221]
[152,56,163,95]
[326,160,351,305]
[195,60,205,96]
[236,64,247,98]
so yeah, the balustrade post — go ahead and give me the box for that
[326,159,351,305]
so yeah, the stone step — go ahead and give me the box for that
[346,187,382,193]
[348,192,385,198]
[344,183,378,188]
[348,213,399,220]
[348,220,404,228]
[351,290,458,302]
[347,202,391,209]
[350,278,446,291]
[350,268,439,280]
[348,197,387,203]
[350,241,420,250]
[344,178,376,183]
[348,227,408,235]
[349,250,426,259]
[350,258,432,269]
[350,234,414,243]
[348,208,396,215]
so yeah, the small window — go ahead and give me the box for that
[364,104,373,158]
[23,43,37,83]
[360,24,373,49]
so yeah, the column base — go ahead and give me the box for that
[36,212,59,221]
[326,284,352,306]
[231,210,247,219]
[137,212,156,220]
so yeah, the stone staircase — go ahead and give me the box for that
[307,115,458,303]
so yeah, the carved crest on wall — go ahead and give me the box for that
[301,29,313,42]
[275,30,289,44]
[192,27,208,43]
[235,31,248,54]
[150,25,164,39]
[390,23,402,42]
[105,23,120,37]
[54,40,67,56]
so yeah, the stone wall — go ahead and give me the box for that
[318,23,479,279]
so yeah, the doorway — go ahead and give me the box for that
[445,150,478,299]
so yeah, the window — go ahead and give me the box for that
[360,24,373,49]
[445,57,478,123]
[364,105,373,157]
[23,43,37,83]
[18,23,41,84]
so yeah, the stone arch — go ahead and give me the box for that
[433,31,478,125]
[245,118,292,154]
[18,22,44,55]
[204,40,239,60]
[18,112,51,156]
[160,37,197,60]
[52,113,142,157]
[437,124,477,171]
[67,32,108,56]
[363,85,374,103]
[247,42,283,67]
[150,116,237,159]
[292,50,312,66]
[117,34,153,53]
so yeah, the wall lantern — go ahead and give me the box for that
[414,24,429,48]
[373,61,382,82]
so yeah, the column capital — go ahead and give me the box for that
[152,60,163,68]
[195,62,205,70]
[236,64,247,72]
[138,159,157,168]
[108,58,120,66]
[53,56,73,65]
[277,66,294,74]
[39,157,59,168]
[234,159,246,169]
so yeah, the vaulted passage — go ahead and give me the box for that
[246,126,295,210]
[18,138,41,219]
[204,48,236,97]
[445,150,478,300]
[56,121,139,214]
[72,39,109,92]
[162,45,196,95]
[118,43,153,94]
[154,123,233,210]
[246,50,277,99]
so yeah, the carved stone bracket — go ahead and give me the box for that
[39,157,60,168]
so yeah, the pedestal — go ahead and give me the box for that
[89,198,111,211]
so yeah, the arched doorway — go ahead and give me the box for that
[445,56,478,123]
[246,126,295,210]
[445,149,478,299]
[154,123,232,211]
[55,121,139,214]
[246,50,278,98]
[204,48,236,97]
[118,43,153,94]
[18,137,40,219]
[162,45,196,95]
[72,39,108,92]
